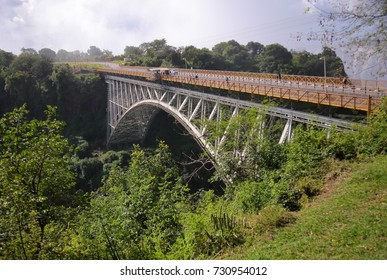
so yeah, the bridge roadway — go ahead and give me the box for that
[96,65,386,114]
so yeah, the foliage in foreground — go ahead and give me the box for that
[0,98,386,259]
[71,143,188,259]
[0,105,77,259]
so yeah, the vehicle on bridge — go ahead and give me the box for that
[148,68,178,81]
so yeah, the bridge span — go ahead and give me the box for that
[97,66,386,115]
[101,71,359,162]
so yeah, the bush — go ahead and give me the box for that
[253,205,296,234]
[355,98,387,157]
[232,180,273,213]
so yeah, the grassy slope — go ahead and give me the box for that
[230,155,387,260]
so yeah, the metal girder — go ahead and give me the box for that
[105,75,356,161]
[279,119,293,145]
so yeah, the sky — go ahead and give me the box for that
[0,0,383,79]
[0,0,323,54]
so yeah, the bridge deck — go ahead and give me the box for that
[97,67,386,114]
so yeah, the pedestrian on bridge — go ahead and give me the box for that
[342,76,349,87]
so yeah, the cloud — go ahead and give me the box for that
[0,0,323,54]
[12,15,25,24]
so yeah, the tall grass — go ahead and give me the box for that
[228,155,387,259]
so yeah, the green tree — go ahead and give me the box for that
[0,105,76,259]
[134,39,181,67]
[124,45,143,56]
[292,50,319,75]
[321,47,346,77]
[77,157,103,192]
[4,53,54,117]
[39,48,57,60]
[0,50,15,114]
[347,97,387,157]
[256,44,293,73]
[246,41,264,56]
[0,49,15,69]
[182,46,222,69]
[292,48,346,77]
[87,46,103,57]
[123,46,143,65]
[21,48,38,55]
[212,40,251,71]
[56,49,70,61]
[74,142,187,259]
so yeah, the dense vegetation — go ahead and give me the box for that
[3,38,347,77]
[0,50,106,146]
[121,39,346,77]
[1,98,385,259]
[0,43,385,260]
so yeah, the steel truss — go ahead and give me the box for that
[106,75,355,161]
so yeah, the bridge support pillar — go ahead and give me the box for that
[279,118,293,144]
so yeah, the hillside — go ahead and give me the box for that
[226,155,387,259]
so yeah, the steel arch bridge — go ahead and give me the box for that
[105,75,354,162]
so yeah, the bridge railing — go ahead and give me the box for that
[161,74,382,113]
[96,68,154,80]
[176,68,387,94]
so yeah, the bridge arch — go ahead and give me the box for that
[108,99,215,156]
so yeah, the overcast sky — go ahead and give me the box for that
[0,0,324,54]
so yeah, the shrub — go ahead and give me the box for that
[232,180,273,213]
[253,205,296,234]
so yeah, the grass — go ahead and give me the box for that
[225,155,387,259]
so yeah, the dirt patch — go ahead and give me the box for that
[305,163,352,208]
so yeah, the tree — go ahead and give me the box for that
[124,46,143,56]
[0,49,15,68]
[21,48,38,55]
[4,54,54,117]
[87,46,103,57]
[77,157,103,192]
[134,39,181,67]
[0,50,15,114]
[256,44,293,73]
[182,46,222,69]
[292,50,317,75]
[305,0,387,77]
[56,49,70,61]
[321,47,346,77]
[39,48,57,60]
[74,142,188,259]
[212,40,251,71]
[246,41,264,56]
[292,48,346,77]
[0,105,76,259]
